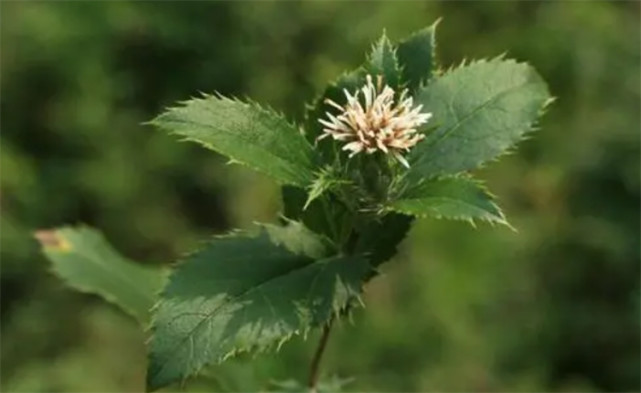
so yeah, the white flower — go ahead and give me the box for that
[317,74,432,168]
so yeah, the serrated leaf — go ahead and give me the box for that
[389,176,508,225]
[396,18,440,92]
[304,166,350,210]
[152,95,317,187]
[366,32,401,88]
[147,224,370,391]
[35,226,167,324]
[408,58,551,180]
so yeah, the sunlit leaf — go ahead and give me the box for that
[152,95,318,187]
[390,176,508,226]
[36,226,167,324]
[408,57,552,180]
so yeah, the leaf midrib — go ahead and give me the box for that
[67,236,156,313]
[415,73,534,165]
[150,256,335,381]
[164,116,313,185]
[394,195,501,219]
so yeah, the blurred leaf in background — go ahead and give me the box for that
[1,1,639,392]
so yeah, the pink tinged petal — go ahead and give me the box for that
[318,73,431,159]
[325,111,342,124]
[376,138,389,153]
[318,118,338,129]
[316,132,331,141]
[393,152,410,168]
[325,98,344,111]
[362,84,373,109]
[334,133,353,141]
[342,141,363,152]
[343,88,360,107]
[387,138,407,149]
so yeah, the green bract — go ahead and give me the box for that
[38,20,551,391]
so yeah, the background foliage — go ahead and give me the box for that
[1,2,639,392]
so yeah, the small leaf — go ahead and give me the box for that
[152,95,318,187]
[366,32,401,88]
[35,226,167,324]
[389,176,508,226]
[396,18,441,92]
[304,166,350,210]
[408,57,552,180]
[147,223,370,391]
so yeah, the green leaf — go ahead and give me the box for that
[147,224,370,391]
[304,166,350,210]
[261,220,332,259]
[35,226,167,324]
[389,176,508,226]
[408,57,552,179]
[396,18,441,92]
[366,32,401,88]
[152,95,317,187]
[353,213,413,270]
[281,185,349,243]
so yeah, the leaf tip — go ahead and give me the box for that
[34,229,72,253]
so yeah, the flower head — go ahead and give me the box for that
[318,74,432,168]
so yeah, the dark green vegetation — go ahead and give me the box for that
[2,2,639,392]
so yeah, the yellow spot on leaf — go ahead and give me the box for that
[34,230,72,252]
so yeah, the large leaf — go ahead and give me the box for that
[152,95,317,187]
[35,226,167,324]
[396,18,440,92]
[147,224,370,391]
[389,176,508,226]
[408,57,552,180]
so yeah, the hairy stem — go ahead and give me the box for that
[308,316,334,392]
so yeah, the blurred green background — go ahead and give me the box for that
[1,1,639,392]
